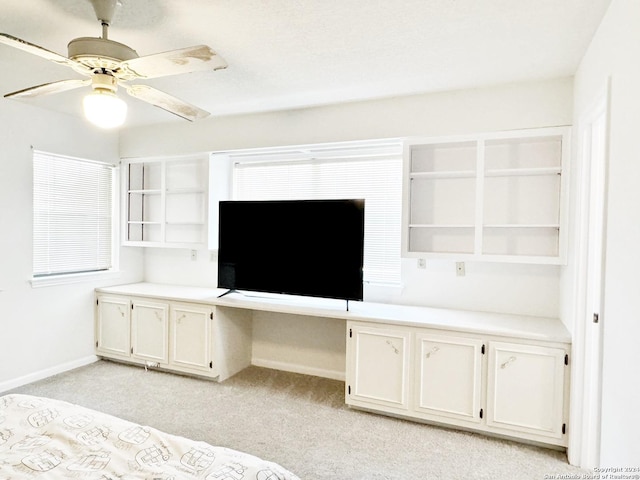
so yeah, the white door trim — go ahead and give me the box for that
[567,78,610,468]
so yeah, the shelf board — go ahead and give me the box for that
[405,250,563,265]
[128,189,162,195]
[410,170,476,179]
[410,224,560,229]
[122,241,205,249]
[166,187,205,194]
[484,167,561,177]
[483,224,560,229]
[409,224,475,229]
[165,221,205,226]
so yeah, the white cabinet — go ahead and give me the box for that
[96,295,218,378]
[123,155,209,248]
[402,127,569,264]
[96,295,131,358]
[346,324,411,412]
[131,300,169,364]
[169,303,216,376]
[95,283,571,448]
[414,333,483,424]
[346,320,570,447]
[487,342,567,440]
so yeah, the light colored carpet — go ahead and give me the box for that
[9,360,589,480]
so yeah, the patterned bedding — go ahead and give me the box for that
[0,394,300,479]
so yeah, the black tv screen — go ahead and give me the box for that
[217,199,365,301]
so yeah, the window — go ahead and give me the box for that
[33,150,115,278]
[229,140,403,285]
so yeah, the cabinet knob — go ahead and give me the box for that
[154,311,163,321]
[177,314,186,324]
[500,356,517,369]
[425,346,440,358]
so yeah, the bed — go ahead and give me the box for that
[0,394,300,479]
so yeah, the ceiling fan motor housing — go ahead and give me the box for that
[68,37,138,71]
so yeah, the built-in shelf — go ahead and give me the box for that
[122,156,209,248]
[402,127,570,264]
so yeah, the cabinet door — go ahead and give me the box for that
[487,342,566,440]
[96,296,131,358]
[131,300,169,363]
[170,303,215,375]
[346,323,411,411]
[415,333,483,423]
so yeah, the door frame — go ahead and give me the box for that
[567,79,610,468]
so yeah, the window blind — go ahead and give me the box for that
[231,141,402,285]
[33,150,114,277]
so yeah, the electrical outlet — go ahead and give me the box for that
[417,258,426,269]
[190,250,197,261]
[456,262,465,276]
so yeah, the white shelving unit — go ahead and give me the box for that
[122,155,209,248]
[402,127,570,264]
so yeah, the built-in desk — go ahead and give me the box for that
[97,282,570,341]
[95,282,571,448]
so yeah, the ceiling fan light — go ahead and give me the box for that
[83,89,127,129]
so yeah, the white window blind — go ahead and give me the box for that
[33,150,114,277]
[231,141,402,285]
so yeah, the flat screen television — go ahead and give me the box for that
[217,199,365,302]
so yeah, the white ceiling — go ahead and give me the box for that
[0,0,612,128]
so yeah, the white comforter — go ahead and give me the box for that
[0,394,300,479]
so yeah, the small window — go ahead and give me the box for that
[33,150,115,277]
[229,140,403,285]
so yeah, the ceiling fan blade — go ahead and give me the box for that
[4,79,91,99]
[124,84,210,121]
[117,45,227,80]
[0,33,93,76]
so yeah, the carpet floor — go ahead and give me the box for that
[9,360,589,480]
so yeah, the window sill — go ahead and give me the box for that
[30,270,121,288]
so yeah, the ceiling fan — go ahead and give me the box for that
[0,0,227,128]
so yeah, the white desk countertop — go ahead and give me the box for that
[96,282,571,344]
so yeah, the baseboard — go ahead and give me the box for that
[0,355,99,394]
[251,358,345,381]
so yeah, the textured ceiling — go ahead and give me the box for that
[0,0,612,128]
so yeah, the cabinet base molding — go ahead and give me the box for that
[97,357,223,382]
[347,404,567,451]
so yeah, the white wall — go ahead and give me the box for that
[0,101,144,390]
[567,0,640,466]
[122,77,573,319]
[121,78,573,159]
[119,78,573,378]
